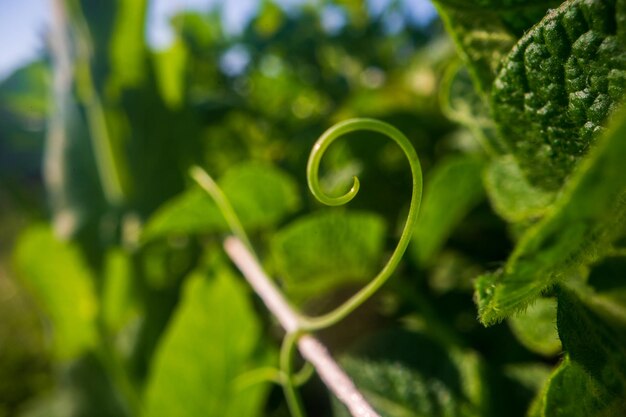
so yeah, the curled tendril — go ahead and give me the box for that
[193,118,423,417]
[301,118,423,331]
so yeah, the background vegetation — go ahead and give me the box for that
[1,0,625,416]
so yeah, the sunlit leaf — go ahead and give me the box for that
[102,248,138,333]
[142,162,301,241]
[109,0,148,90]
[143,268,269,417]
[13,225,98,360]
[153,41,187,109]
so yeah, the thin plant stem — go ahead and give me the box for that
[52,0,128,206]
[301,118,423,331]
[189,166,254,252]
[281,332,307,417]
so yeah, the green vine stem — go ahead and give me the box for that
[280,332,307,417]
[189,166,254,252]
[301,118,423,331]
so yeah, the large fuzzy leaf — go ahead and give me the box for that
[491,0,626,189]
[475,106,626,325]
[333,330,489,417]
[432,0,561,93]
[143,268,269,417]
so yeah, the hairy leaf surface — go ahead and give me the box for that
[492,0,626,189]
[432,0,561,92]
[476,106,626,325]
[333,330,488,417]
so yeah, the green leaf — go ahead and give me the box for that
[141,188,227,241]
[0,61,49,117]
[432,0,561,92]
[142,162,301,241]
[271,210,386,298]
[528,284,626,415]
[411,155,485,265]
[333,330,489,417]
[102,249,138,333]
[475,106,626,325]
[483,156,555,223]
[508,297,561,357]
[556,287,626,397]
[153,40,187,109]
[532,357,625,417]
[109,0,148,91]
[13,225,98,360]
[219,162,301,229]
[143,268,269,417]
[491,0,626,190]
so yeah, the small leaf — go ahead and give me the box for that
[483,156,555,223]
[143,268,269,417]
[508,297,561,357]
[13,225,98,360]
[491,0,626,189]
[271,210,386,298]
[476,106,626,325]
[411,155,485,265]
[142,162,300,241]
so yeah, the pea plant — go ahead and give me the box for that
[5,0,626,417]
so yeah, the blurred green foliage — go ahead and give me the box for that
[1,0,626,416]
